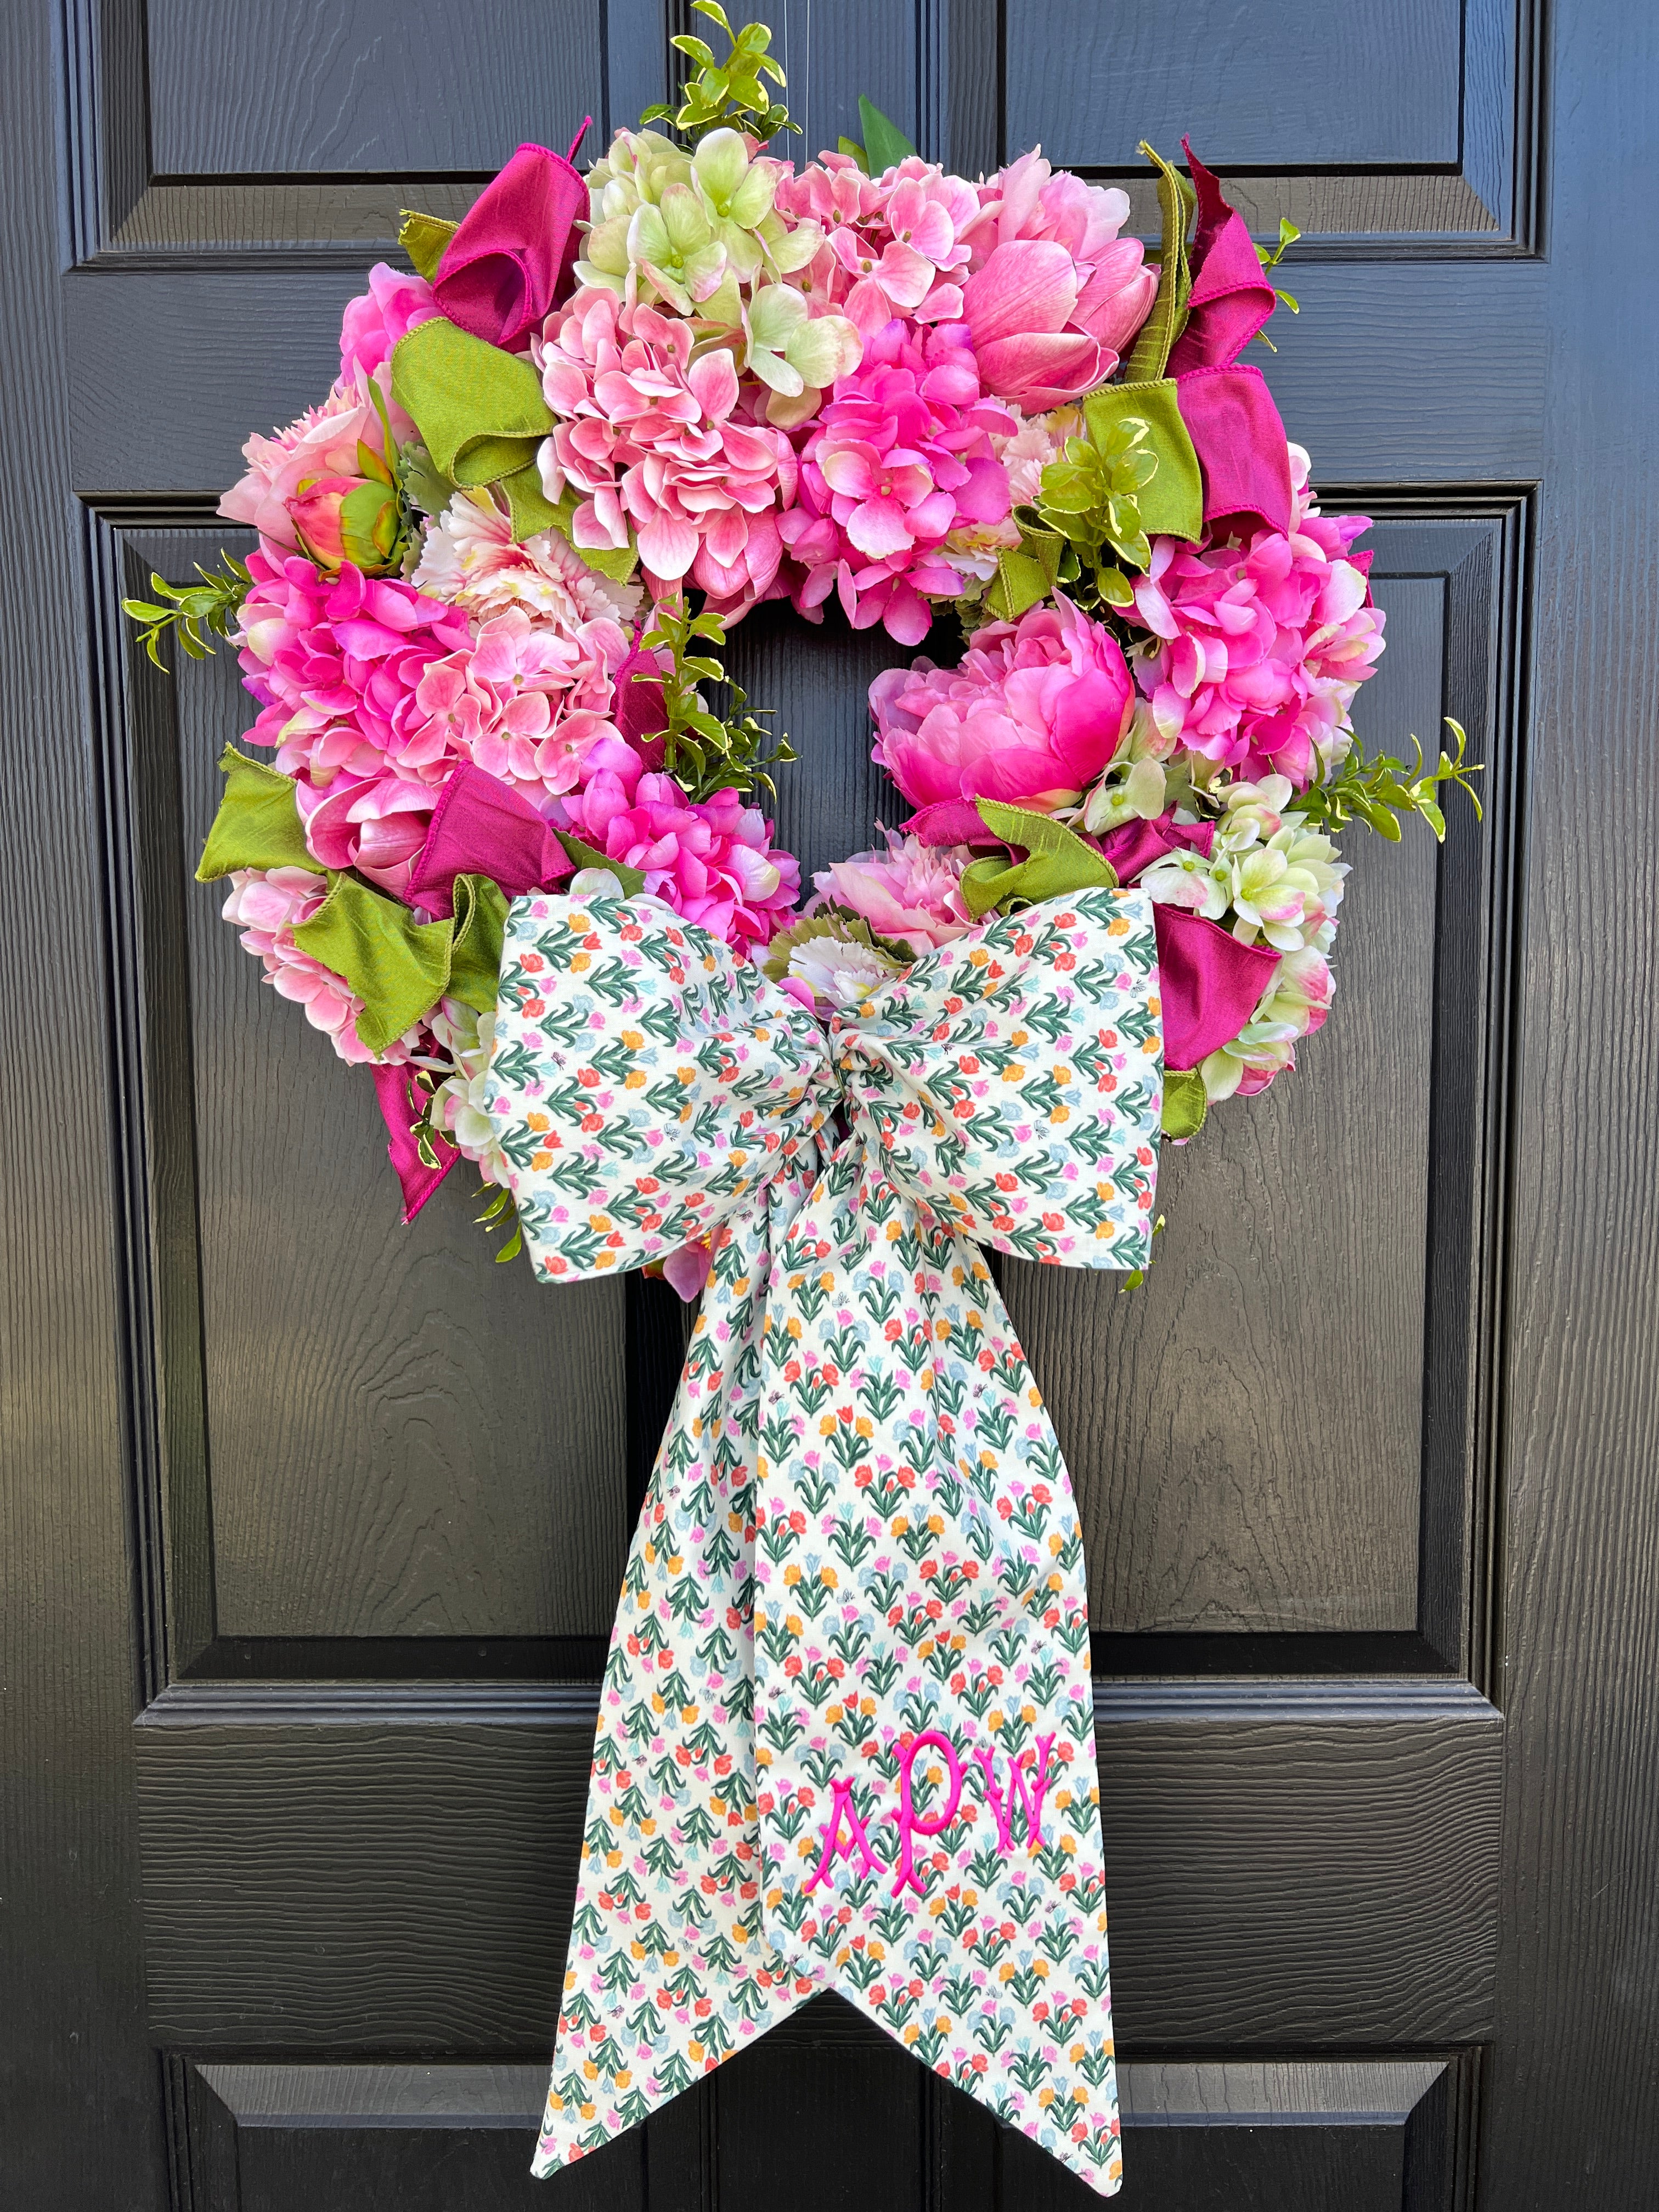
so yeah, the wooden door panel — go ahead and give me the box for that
[175,2049,1471,2212]
[24,0,1627,2208]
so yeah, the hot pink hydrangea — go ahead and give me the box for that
[870,595,1135,811]
[535,289,799,613]
[958,150,1158,410]
[557,769,799,951]
[235,555,636,898]
[777,154,983,335]
[812,831,972,952]
[339,262,437,382]
[221,866,418,1065]
[1128,453,1385,786]
[781,320,1015,644]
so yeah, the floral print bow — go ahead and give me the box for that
[482,885,1161,2198]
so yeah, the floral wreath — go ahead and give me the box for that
[127,8,1481,2193]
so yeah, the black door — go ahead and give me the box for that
[7,0,1656,2206]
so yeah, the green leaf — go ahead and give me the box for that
[857,95,917,174]
[555,830,647,895]
[1160,1069,1207,1141]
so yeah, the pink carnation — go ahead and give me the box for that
[535,289,798,614]
[777,154,982,335]
[870,596,1134,812]
[557,770,799,951]
[958,151,1158,410]
[1127,452,1385,786]
[781,319,1015,645]
[339,262,438,382]
[221,866,417,1065]
[812,831,973,952]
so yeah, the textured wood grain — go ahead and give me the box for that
[148,0,607,175]
[64,261,1553,501]
[1004,551,1442,1634]
[1009,0,1461,167]
[0,0,172,2202]
[125,533,629,1641]
[134,1683,1499,2051]
[1479,0,1659,2202]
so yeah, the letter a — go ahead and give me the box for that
[804,1775,885,1892]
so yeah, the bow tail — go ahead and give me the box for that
[752,1152,1124,2196]
[533,1182,827,2178]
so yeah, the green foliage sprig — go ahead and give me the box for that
[1299,719,1484,843]
[1023,413,1160,612]
[1252,218,1301,352]
[122,552,251,671]
[637,595,794,802]
[475,1180,523,1264]
[642,2,795,144]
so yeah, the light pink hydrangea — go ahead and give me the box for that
[870,595,1135,811]
[777,153,983,335]
[781,319,1015,644]
[557,769,799,951]
[535,287,799,612]
[338,262,437,382]
[219,365,411,563]
[812,831,973,952]
[958,150,1158,410]
[405,606,633,803]
[221,866,419,1065]
[1128,450,1385,786]
[411,489,643,630]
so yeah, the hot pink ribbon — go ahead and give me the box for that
[431,125,591,352]
[1167,142,1293,538]
[371,1064,458,1223]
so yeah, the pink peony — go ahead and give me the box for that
[958,151,1158,410]
[221,866,417,1064]
[557,770,799,951]
[339,262,438,382]
[870,595,1135,812]
[535,288,798,613]
[781,319,1015,645]
[219,366,412,566]
[777,154,983,336]
[1127,449,1385,786]
[812,831,973,952]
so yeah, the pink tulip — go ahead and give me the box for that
[870,596,1134,814]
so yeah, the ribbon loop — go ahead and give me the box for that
[488,888,1160,2198]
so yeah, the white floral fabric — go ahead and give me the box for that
[483,887,1161,2197]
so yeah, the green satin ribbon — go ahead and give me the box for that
[1124,142,1195,385]
[960,800,1120,917]
[194,747,508,1053]
[1081,382,1203,542]
[291,870,507,1051]
[391,317,561,539]
[1160,1066,1208,1139]
[399,208,459,281]
[195,745,316,880]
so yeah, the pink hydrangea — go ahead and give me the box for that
[781,320,1015,644]
[404,606,633,803]
[339,262,437,382]
[812,831,973,952]
[1127,451,1385,785]
[557,769,799,951]
[957,151,1158,410]
[777,154,983,335]
[221,866,417,1065]
[219,365,412,562]
[870,595,1135,811]
[535,288,798,613]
